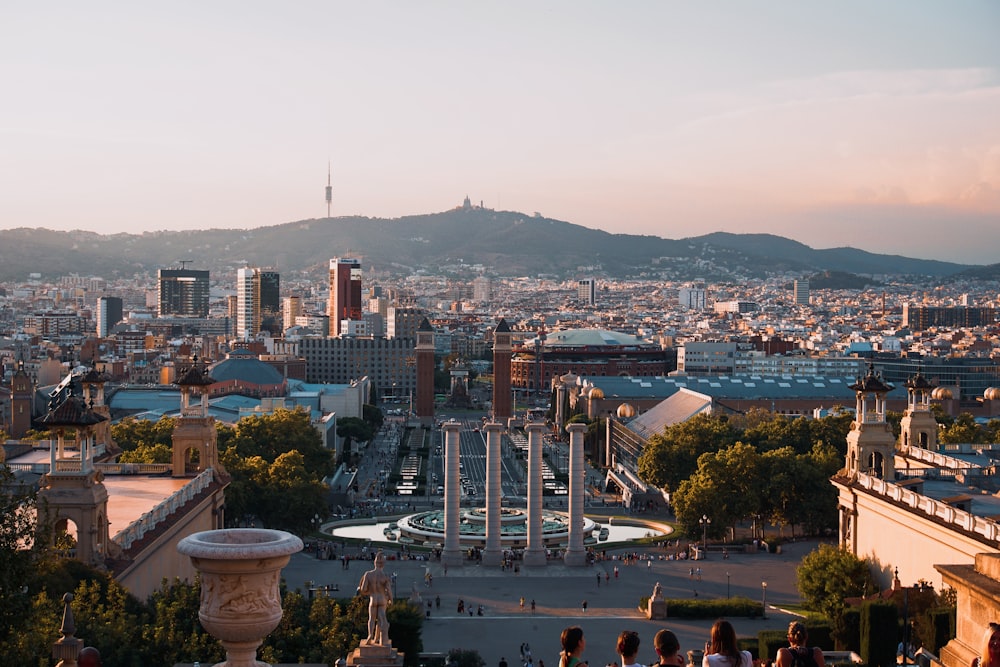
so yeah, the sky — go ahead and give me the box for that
[2,2,999,265]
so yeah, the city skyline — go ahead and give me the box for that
[2,2,999,264]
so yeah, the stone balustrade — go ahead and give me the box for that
[113,468,216,550]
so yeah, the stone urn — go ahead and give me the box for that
[178,528,303,667]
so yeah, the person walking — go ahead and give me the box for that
[531,599,536,614]
[500,658,508,667]
[559,626,586,667]
[581,599,588,613]
[775,621,825,667]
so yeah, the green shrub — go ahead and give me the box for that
[838,608,861,652]
[928,607,956,655]
[638,596,762,619]
[758,630,786,664]
[861,601,898,667]
[737,637,758,659]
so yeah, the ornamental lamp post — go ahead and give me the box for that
[761,580,768,619]
[727,571,731,599]
[699,514,711,551]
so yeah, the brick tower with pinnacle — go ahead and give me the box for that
[492,318,513,421]
[415,317,435,427]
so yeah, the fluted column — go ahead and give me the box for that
[483,422,504,567]
[523,423,547,566]
[565,423,587,566]
[442,422,464,567]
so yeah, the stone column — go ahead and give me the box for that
[565,423,587,566]
[523,422,547,566]
[483,422,504,567]
[441,421,463,568]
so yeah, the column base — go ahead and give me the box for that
[441,549,464,568]
[347,642,404,667]
[481,549,503,567]
[522,548,547,567]
[563,548,587,567]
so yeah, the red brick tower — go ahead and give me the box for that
[10,361,33,438]
[492,318,513,421]
[415,317,435,427]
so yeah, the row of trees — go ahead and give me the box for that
[634,410,852,537]
[0,553,424,666]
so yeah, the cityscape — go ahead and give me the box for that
[1,208,1000,666]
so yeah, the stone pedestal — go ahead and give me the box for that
[936,553,1000,667]
[441,422,464,568]
[347,642,404,667]
[647,600,668,620]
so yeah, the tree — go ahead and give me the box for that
[796,543,872,621]
[940,412,987,444]
[0,466,42,651]
[111,416,176,452]
[673,442,764,539]
[637,413,739,493]
[228,408,334,477]
[118,442,173,464]
[337,417,375,463]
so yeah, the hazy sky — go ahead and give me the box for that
[2,2,999,264]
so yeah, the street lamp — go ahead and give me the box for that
[761,580,768,619]
[727,572,731,599]
[699,514,711,551]
[391,572,398,599]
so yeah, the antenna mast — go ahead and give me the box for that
[325,161,333,218]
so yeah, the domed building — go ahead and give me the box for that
[206,349,288,398]
[510,328,670,393]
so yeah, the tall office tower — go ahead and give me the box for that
[473,275,492,303]
[578,278,596,306]
[387,306,425,340]
[236,267,260,340]
[678,286,707,310]
[158,268,210,317]
[793,279,810,306]
[258,269,281,334]
[328,258,363,337]
[283,296,302,332]
[96,296,123,338]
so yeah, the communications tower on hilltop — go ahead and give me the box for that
[325,162,333,218]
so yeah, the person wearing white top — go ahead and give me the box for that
[702,620,751,667]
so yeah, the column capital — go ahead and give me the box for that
[566,422,587,434]
[442,420,462,433]
[483,422,504,434]
[525,422,547,434]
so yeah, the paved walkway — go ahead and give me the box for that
[281,538,827,667]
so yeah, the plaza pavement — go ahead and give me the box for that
[280,538,828,667]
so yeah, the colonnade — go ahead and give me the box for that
[440,420,588,568]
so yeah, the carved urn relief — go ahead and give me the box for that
[178,528,303,667]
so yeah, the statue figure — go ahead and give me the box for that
[357,550,393,646]
[651,581,663,602]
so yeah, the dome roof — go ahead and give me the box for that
[210,352,284,386]
[536,328,653,348]
[985,387,1000,401]
[931,386,954,400]
[588,387,605,399]
[616,403,636,419]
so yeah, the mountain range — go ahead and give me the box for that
[0,208,992,283]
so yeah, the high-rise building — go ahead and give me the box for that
[328,258,362,337]
[473,276,492,303]
[678,286,707,310]
[236,268,259,340]
[158,269,209,318]
[282,296,302,332]
[578,278,596,306]
[793,279,810,306]
[96,296,123,338]
[387,306,425,340]
[236,267,281,339]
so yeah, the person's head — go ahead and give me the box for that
[617,630,641,660]
[787,621,808,648]
[708,620,739,659]
[980,622,1000,666]
[562,626,585,656]
[654,629,681,665]
[375,550,385,567]
[78,647,102,667]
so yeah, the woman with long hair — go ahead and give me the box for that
[973,623,1000,667]
[560,626,586,667]
[702,620,751,667]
